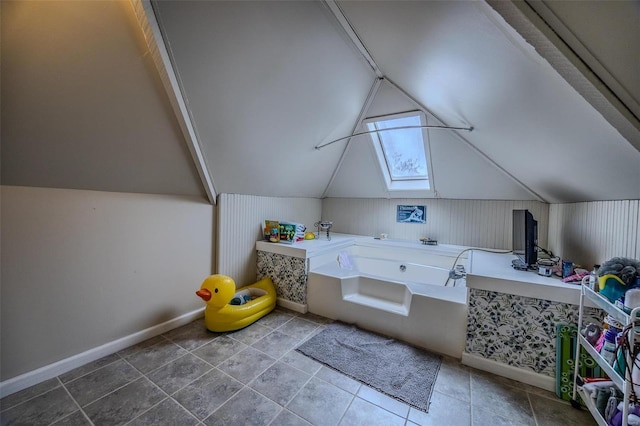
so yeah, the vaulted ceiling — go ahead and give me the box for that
[2,1,639,204]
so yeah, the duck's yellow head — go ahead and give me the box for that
[196,274,236,308]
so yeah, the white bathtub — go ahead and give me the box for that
[307,239,469,357]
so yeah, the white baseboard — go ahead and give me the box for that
[277,297,307,314]
[0,308,204,399]
[461,352,556,392]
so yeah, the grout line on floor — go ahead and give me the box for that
[5,310,592,426]
[58,377,95,426]
[336,392,357,426]
[200,383,247,424]
[120,395,168,426]
[527,391,540,426]
[0,383,60,414]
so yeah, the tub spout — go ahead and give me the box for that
[314,220,333,240]
[449,265,466,280]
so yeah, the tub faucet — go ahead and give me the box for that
[449,265,466,280]
[314,221,333,240]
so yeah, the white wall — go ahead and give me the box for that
[217,194,322,286]
[153,1,374,197]
[322,198,549,250]
[1,1,205,197]
[1,186,214,381]
[6,188,636,389]
[548,200,640,269]
[335,1,640,203]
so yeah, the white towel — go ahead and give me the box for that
[582,381,615,399]
[337,251,353,270]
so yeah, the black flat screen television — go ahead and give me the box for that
[512,209,538,268]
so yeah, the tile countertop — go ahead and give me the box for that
[467,250,592,306]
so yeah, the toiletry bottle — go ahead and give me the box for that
[600,329,617,365]
[589,265,600,292]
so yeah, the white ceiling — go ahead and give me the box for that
[326,80,536,200]
[153,0,639,203]
[2,1,638,204]
[1,1,205,197]
[153,1,375,198]
[532,0,639,120]
[491,0,640,150]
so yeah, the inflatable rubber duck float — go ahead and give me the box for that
[195,274,276,332]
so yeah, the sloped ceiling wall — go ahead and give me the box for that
[3,1,638,203]
[326,81,536,200]
[153,0,374,198]
[1,1,205,197]
[152,0,638,203]
[333,1,639,203]
[490,0,640,151]
[531,0,640,121]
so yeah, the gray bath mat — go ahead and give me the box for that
[296,321,441,412]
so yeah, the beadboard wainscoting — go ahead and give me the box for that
[218,196,551,292]
[216,194,322,287]
[217,196,640,306]
[549,200,640,268]
[322,198,549,250]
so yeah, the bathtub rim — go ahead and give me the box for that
[256,233,471,261]
[308,266,467,305]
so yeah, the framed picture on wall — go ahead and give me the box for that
[396,205,426,223]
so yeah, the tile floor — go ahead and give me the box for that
[1,308,596,426]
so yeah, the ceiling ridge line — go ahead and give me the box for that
[487,0,640,152]
[130,0,217,204]
[322,0,384,79]
[523,0,640,125]
[321,77,383,199]
[385,77,548,204]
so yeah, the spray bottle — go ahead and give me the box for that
[589,264,600,292]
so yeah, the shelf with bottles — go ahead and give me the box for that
[576,387,608,426]
[582,284,630,325]
[575,326,633,425]
[577,331,625,390]
[575,281,640,426]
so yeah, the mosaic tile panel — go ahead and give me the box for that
[466,289,602,377]
[257,251,308,304]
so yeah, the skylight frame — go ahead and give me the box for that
[364,111,434,193]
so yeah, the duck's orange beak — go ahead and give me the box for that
[196,288,212,301]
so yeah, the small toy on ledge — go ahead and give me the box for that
[420,237,437,245]
[597,257,640,303]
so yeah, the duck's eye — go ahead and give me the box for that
[214,288,219,293]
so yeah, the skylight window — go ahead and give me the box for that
[365,111,432,192]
